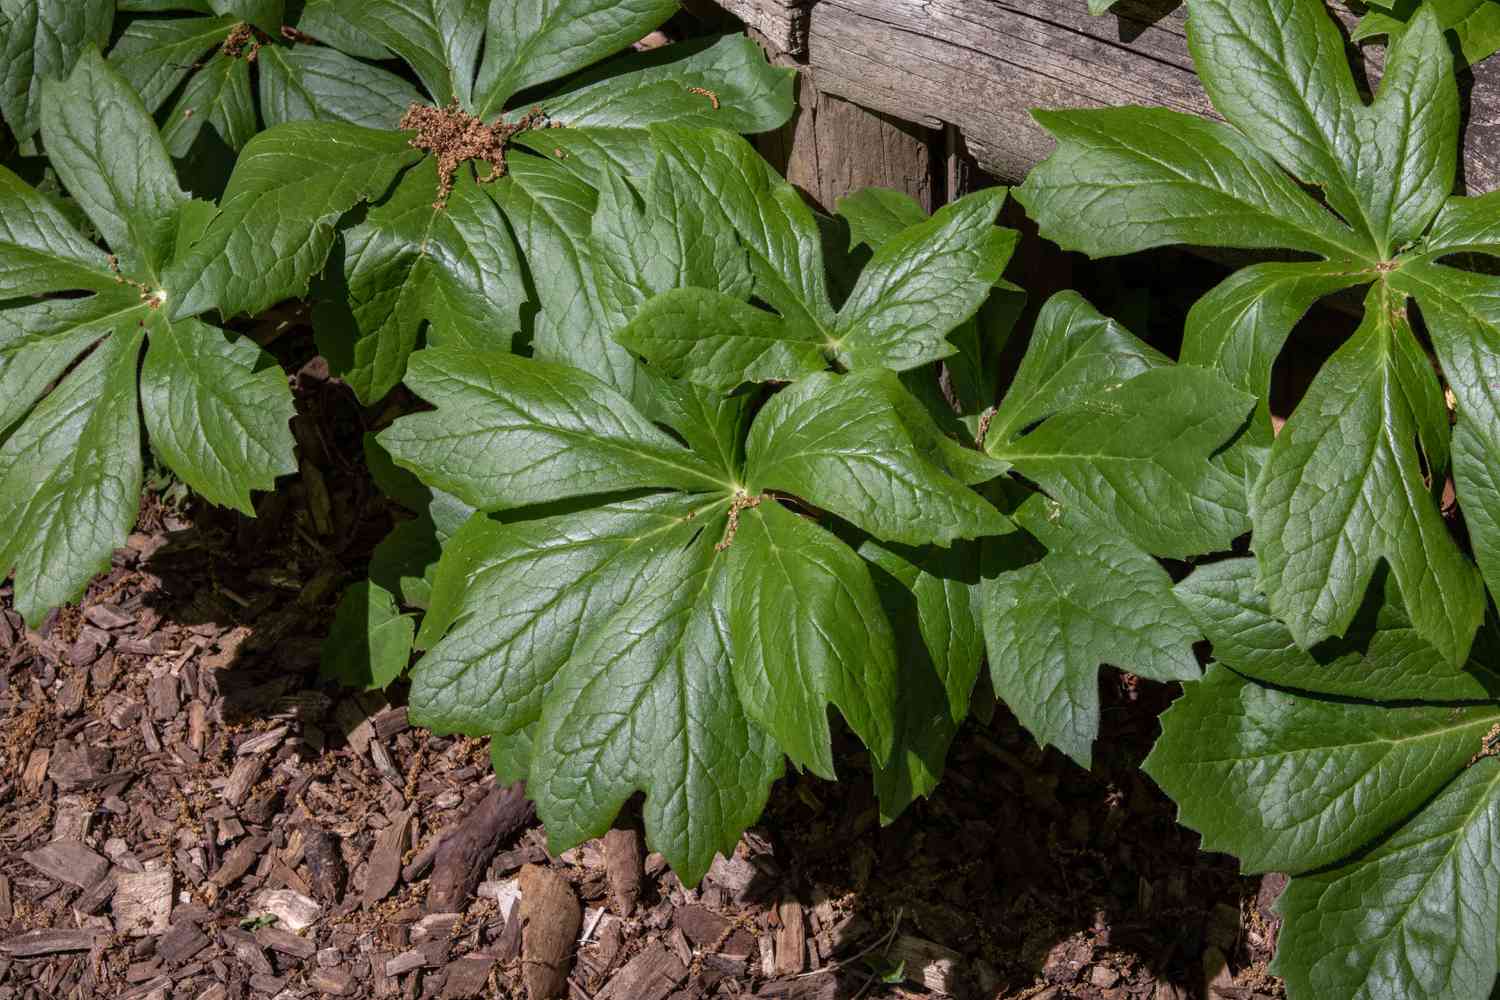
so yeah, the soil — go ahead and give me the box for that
[0,335,1288,1000]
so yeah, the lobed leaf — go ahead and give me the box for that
[745,369,1011,547]
[379,349,729,511]
[0,327,145,627]
[138,314,296,514]
[1146,665,1500,873]
[164,122,422,320]
[1251,284,1484,665]
[530,525,783,887]
[983,496,1199,766]
[40,48,187,282]
[726,499,899,778]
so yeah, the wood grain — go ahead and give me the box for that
[732,0,1500,191]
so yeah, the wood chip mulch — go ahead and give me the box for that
[0,355,1285,1000]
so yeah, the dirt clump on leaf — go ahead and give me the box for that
[399,102,553,209]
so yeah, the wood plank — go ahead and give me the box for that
[751,27,938,214]
[734,0,1500,191]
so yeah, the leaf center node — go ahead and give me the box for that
[398,102,556,209]
[715,492,764,551]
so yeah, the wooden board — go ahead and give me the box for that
[752,25,940,214]
[731,0,1500,192]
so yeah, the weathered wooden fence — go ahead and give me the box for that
[720,0,1500,210]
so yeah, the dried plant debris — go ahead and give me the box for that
[398,102,554,208]
[221,23,266,61]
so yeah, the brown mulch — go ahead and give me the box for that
[0,352,1284,1000]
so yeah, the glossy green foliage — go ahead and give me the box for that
[1019,0,1500,670]
[107,0,423,159]
[369,143,1253,884]
[169,0,795,409]
[1027,5,1500,995]
[0,49,294,627]
[1147,573,1500,1000]
[1356,0,1500,66]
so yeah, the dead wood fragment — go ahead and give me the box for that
[257,925,315,958]
[602,826,643,917]
[113,869,171,935]
[519,863,581,1000]
[427,781,533,913]
[23,840,110,889]
[158,919,211,964]
[364,809,411,909]
[208,834,270,893]
[595,939,687,1000]
[773,900,806,975]
[0,928,104,956]
[441,955,496,998]
[301,821,346,903]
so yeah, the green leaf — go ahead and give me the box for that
[40,48,187,282]
[651,125,836,341]
[992,365,1253,558]
[343,0,484,108]
[158,51,256,158]
[369,516,442,610]
[836,187,927,251]
[588,159,751,321]
[257,45,425,131]
[615,288,826,391]
[490,153,642,401]
[1146,665,1500,874]
[1015,106,1362,260]
[529,524,783,887]
[745,369,1011,547]
[983,496,1199,766]
[726,499,898,777]
[379,349,729,511]
[1179,261,1369,460]
[861,536,988,821]
[474,0,677,116]
[410,493,709,776]
[1423,191,1500,259]
[0,327,145,628]
[362,433,475,541]
[321,581,414,691]
[1273,759,1500,1000]
[0,0,112,140]
[636,370,751,484]
[164,122,422,319]
[295,0,391,60]
[1393,264,1500,608]
[138,314,296,514]
[1356,0,1500,67]
[1251,283,1484,666]
[1174,559,1500,702]
[833,189,1016,372]
[0,162,114,297]
[1188,0,1456,255]
[316,161,525,403]
[108,15,239,114]
[537,34,794,135]
[987,290,1168,446]
[0,291,146,437]
[209,0,282,35]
